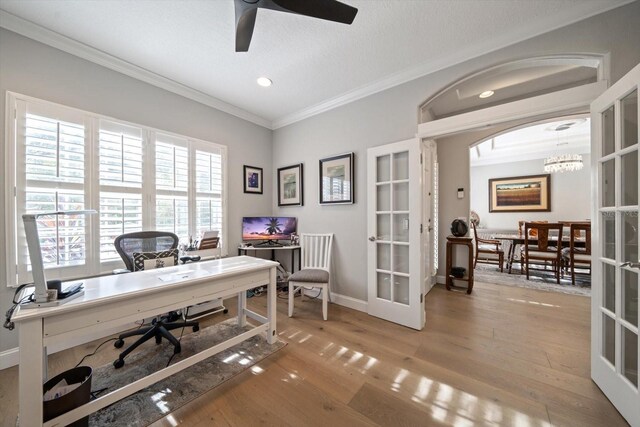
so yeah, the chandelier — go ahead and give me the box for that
[544,154,584,173]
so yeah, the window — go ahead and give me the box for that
[6,93,227,287]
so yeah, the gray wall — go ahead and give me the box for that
[272,1,640,298]
[0,29,273,353]
[470,156,592,230]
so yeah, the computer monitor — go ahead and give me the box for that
[242,217,297,245]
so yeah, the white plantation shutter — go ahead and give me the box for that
[98,121,145,261]
[195,149,224,243]
[6,93,228,287]
[155,135,190,239]
[13,101,90,285]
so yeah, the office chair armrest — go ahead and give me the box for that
[113,268,131,275]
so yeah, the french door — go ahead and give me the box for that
[591,63,640,426]
[367,138,425,330]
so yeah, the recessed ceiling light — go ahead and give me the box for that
[479,90,494,99]
[257,77,272,87]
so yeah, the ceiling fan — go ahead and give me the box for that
[234,0,358,52]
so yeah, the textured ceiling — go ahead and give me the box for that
[0,0,630,128]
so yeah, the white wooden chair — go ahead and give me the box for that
[288,233,333,320]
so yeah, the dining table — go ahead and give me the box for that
[492,233,586,274]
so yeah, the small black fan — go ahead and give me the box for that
[234,0,358,52]
[450,219,468,237]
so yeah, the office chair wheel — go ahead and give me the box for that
[113,358,125,369]
[223,309,229,314]
[114,339,124,349]
[192,325,199,332]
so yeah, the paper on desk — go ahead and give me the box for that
[157,272,195,282]
[43,378,82,401]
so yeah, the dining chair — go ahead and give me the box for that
[522,222,564,284]
[562,223,591,285]
[288,233,333,320]
[472,223,504,271]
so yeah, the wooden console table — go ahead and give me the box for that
[446,235,474,294]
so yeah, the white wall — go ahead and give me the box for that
[273,2,640,298]
[470,155,592,230]
[0,29,273,353]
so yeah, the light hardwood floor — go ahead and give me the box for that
[0,282,628,426]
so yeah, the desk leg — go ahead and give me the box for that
[267,266,277,344]
[237,290,247,327]
[19,318,44,426]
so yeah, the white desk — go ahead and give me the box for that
[12,256,278,427]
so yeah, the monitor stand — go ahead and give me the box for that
[253,239,283,247]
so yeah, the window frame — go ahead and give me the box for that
[5,92,228,287]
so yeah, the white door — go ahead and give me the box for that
[367,138,424,330]
[422,140,438,294]
[591,63,640,426]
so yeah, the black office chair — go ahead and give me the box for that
[111,231,199,369]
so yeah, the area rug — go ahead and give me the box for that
[88,319,286,426]
[474,264,591,297]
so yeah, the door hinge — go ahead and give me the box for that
[420,153,423,164]
[420,223,423,233]
[420,293,423,303]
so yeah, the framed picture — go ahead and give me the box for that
[278,163,303,206]
[489,174,551,212]
[319,152,354,204]
[243,165,263,194]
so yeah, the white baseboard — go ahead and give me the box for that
[330,292,367,313]
[0,347,19,370]
[436,275,446,285]
[0,322,138,371]
[299,288,367,313]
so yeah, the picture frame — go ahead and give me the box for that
[277,163,304,206]
[489,174,551,212]
[319,152,354,204]
[243,165,263,194]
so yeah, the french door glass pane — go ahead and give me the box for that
[622,269,638,327]
[602,159,616,207]
[377,272,391,301]
[603,105,615,156]
[394,244,409,274]
[377,184,391,211]
[393,151,409,180]
[602,213,616,260]
[377,214,390,241]
[621,151,638,206]
[377,155,390,182]
[393,214,409,242]
[393,275,410,305]
[604,262,616,312]
[603,314,616,365]
[622,211,639,263]
[621,89,638,149]
[393,182,409,211]
[377,243,391,271]
[622,326,638,387]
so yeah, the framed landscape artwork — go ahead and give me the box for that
[319,152,354,204]
[243,165,263,194]
[278,163,303,206]
[489,174,551,212]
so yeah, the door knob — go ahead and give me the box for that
[622,262,640,269]
[368,236,377,242]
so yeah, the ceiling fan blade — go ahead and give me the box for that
[235,1,258,52]
[269,0,358,25]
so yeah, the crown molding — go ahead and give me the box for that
[0,10,273,129]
